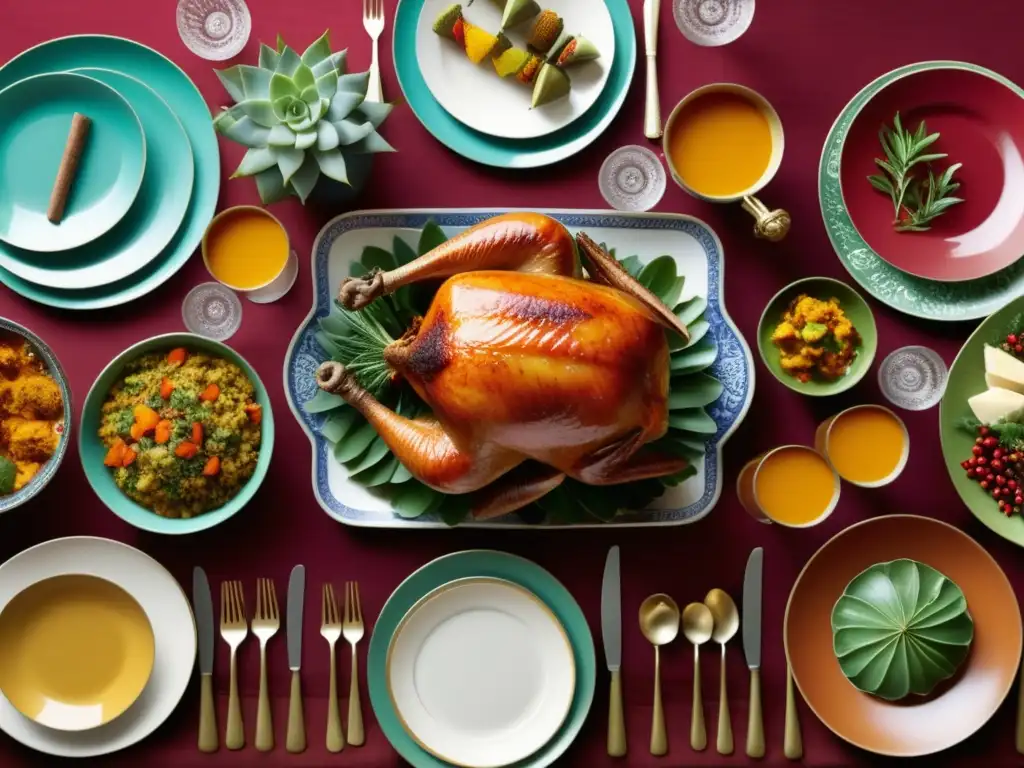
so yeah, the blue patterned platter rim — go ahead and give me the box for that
[283,209,755,528]
[820,60,1024,321]
[0,318,72,515]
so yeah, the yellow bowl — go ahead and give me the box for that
[0,574,155,731]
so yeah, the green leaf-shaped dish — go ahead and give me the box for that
[831,559,974,701]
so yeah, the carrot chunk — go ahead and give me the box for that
[129,423,146,442]
[244,403,262,425]
[202,456,221,476]
[167,348,187,365]
[103,438,127,467]
[198,383,220,402]
[174,441,199,459]
[133,405,161,433]
[122,447,137,467]
[160,377,174,400]
[154,420,172,445]
[191,422,203,445]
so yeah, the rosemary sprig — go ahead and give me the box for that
[867,112,964,232]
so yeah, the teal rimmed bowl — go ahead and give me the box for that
[0,318,72,515]
[368,550,596,767]
[757,276,878,396]
[79,333,273,534]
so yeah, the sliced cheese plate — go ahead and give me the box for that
[283,209,755,529]
[941,294,1024,546]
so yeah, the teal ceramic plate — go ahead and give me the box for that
[757,276,878,396]
[0,70,193,289]
[79,333,274,535]
[939,294,1024,546]
[820,61,1024,321]
[393,0,635,167]
[0,36,219,309]
[0,73,145,253]
[368,550,596,767]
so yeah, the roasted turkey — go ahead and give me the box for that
[317,212,691,519]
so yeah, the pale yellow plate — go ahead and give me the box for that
[0,574,155,731]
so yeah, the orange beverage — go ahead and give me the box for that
[816,405,909,487]
[737,445,840,527]
[202,206,297,303]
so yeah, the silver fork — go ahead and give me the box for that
[362,0,384,103]
[253,578,280,752]
[220,580,248,751]
[344,581,366,746]
[322,584,345,753]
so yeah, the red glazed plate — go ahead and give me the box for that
[840,67,1024,282]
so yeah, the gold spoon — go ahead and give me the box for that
[682,603,714,751]
[639,594,680,756]
[704,588,740,755]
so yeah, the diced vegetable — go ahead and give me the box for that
[154,420,173,445]
[244,403,262,424]
[122,447,137,467]
[174,441,199,459]
[167,348,187,365]
[191,422,203,445]
[199,383,220,402]
[129,423,146,442]
[202,456,221,476]
[133,405,160,433]
[104,438,128,467]
[160,377,175,400]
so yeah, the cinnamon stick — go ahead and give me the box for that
[47,113,91,224]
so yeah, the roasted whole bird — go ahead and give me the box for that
[317,212,692,520]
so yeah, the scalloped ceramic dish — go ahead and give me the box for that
[786,515,1021,757]
[283,209,755,528]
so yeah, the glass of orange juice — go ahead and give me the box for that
[815,404,909,487]
[736,445,841,527]
[202,205,298,303]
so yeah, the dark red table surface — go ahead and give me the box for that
[3,1,1024,766]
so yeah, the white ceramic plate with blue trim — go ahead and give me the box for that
[283,209,755,528]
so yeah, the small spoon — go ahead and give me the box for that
[682,603,714,751]
[704,588,740,755]
[639,593,680,756]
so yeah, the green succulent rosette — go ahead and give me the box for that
[304,222,720,524]
[832,559,974,701]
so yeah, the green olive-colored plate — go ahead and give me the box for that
[0,72,145,252]
[368,550,595,767]
[757,276,877,396]
[820,61,1024,321]
[940,294,1024,545]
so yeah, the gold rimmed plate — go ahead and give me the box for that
[386,577,576,767]
[0,574,155,731]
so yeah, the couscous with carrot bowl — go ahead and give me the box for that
[97,346,263,518]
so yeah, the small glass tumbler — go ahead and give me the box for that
[176,0,251,61]
[673,0,755,47]
[878,345,948,411]
[598,145,666,212]
[182,282,243,341]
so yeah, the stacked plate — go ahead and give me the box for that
[0,36,219,310]
[820,61,1024,321]
[0,537,196,757]
[368,551,595,767]
[395,0,636,167]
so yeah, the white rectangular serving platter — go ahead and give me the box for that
[284,209,755,528]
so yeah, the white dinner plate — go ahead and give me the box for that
[387,577,576,767]
[0,537,196,758]
[416,0,615,140]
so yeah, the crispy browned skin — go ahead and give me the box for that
[318,213,689,518]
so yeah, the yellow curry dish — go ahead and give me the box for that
[770,295,861,383]
[0,333,65,496]
[97,347,263,519]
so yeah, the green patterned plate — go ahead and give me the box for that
[820,61,1024,321]
[368,550,595,767]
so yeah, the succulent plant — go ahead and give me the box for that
[213,31,395,205]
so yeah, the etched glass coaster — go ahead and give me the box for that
[673,0,755,47]
[598,146,666,212]
[182,282,243,341]
[878,345,948,411]
[176,0,251,61]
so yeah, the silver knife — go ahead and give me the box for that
[602,546,626,756]
[743,547,765,758]
[643,0,662,139]
[193,567,217,753]
[286,565,307,753]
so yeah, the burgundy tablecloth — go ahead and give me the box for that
[3,1,1024,766]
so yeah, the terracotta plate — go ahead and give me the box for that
[840,68,1024,282]
[785,514,1021,757]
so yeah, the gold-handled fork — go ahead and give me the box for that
[253,578,280,752]
[362,0,384,103]
[344,581,366,746]
[322,584,345,753]
[220,581,248,751]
